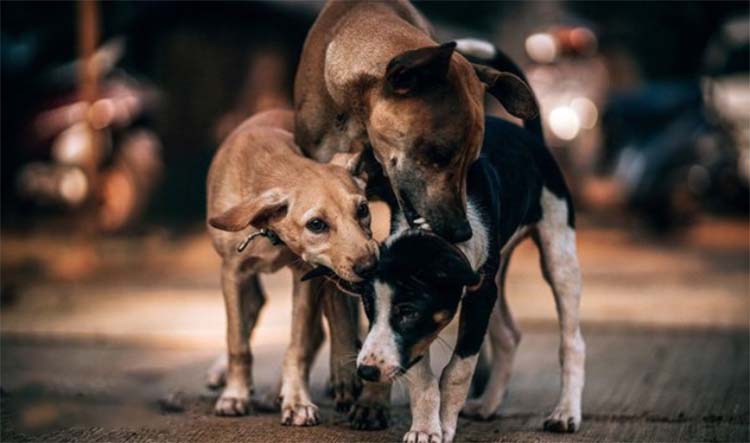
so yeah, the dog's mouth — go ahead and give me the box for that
[301,266,334,281]
[301,266,367,295]
[399,193,432,231]
[383,355,424,382]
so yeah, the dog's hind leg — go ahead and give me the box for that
[461,252,521,420]
[279,270,324,426]
[535,188,585,433]
[215,266,266,416]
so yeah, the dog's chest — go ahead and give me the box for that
[456,201,489,271]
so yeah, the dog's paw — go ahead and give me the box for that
[205,355,228,391]
[206,369,227,391]
[460,399,495,421]
[402,430,441,443]
[348,400,389,430]
[333,374,363,413]
[214,392,252,416]
[281,403,320,426]
[330,363,362,412]
[441,427,457,443]
[543,406,581,433]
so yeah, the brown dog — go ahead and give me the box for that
[295,0,538,243]
[206,109,378,426]
[293,0,540,429]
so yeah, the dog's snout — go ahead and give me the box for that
[353,255,377,279]
[448,220,473,243]
[357,365,381,382]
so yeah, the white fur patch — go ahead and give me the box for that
[404,352,442,441]
[454,38,497,60]
[357,282,400,377]
[391,210,410,237]
[439,354,479,443]
[537,186,586,431]
[456,200,488,271]
[500,226,531,257]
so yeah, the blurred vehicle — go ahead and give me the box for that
[522,25,609,197]
[15,38,163,232]
[602,15,749,230]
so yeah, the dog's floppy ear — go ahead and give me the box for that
[385,42,456,95]
[209,189,288,232]
[383,230,480,288]
[426,238,480,289]
[473,64,539,120]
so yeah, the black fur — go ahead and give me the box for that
[364,114,574,363]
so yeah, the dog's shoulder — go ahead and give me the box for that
[481,116,574,228]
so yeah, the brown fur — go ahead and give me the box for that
[205,109,378,421]
[207,109,377,282]
[294,0,537,241]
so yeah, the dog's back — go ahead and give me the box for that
[293,0,433,160]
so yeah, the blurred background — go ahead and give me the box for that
[1,1,748,442]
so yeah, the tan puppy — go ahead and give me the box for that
[206,109,378,426]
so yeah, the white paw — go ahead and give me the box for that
[281,402,320,426]
[205,354,228,390]
[460,399,495,420]
[543,405,581,433]
[403,430,441,443]
[441,426,457,443]
[214,390,251,416]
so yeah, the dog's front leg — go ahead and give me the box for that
[403,349,441,443]
[279,271,324,426]
[215,264,265,416]
[321,283,364,414]
[439,284,497,443]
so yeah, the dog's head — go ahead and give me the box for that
[366,42,537,242]
[209,152,378,282]
[351,229,480,383]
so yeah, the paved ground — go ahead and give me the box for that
[1,218,748,442]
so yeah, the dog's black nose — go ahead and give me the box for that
[357,365,381,382]
[353,256,377,279]
[449,221,473,243]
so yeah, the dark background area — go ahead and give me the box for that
[2,0,747,230]
[0,2,748,442]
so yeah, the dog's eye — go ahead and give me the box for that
[395,305,420,323]
[424,144,454,167]
[306,218,329,233]
[357,202,370,219]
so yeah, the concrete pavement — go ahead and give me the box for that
[1,219,748,442]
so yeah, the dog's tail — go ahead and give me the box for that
[455,38,544,141]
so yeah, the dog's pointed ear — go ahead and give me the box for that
[385,42,456,95]
[472,64,539,120]
[209,189,288,232]
[330,151,367,190]
[383,230,480,288]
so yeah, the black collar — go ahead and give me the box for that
[236,228,284,252]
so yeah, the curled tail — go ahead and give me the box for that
[455,38,544,141]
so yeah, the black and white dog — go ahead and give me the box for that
[346,74,585,441]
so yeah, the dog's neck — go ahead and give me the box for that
[390,199,488,272]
